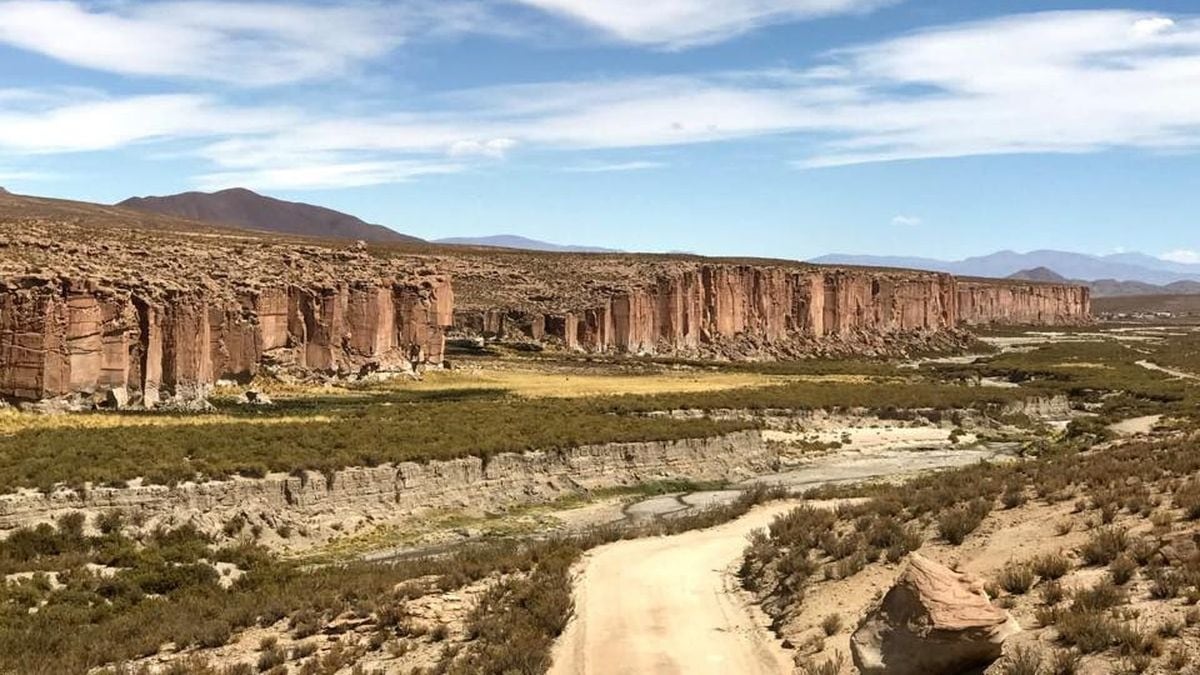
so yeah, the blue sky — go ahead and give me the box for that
[1,1,1199,261]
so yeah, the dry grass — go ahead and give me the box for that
[0,409,334,436]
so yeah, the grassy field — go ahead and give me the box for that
[0,368,1030,492]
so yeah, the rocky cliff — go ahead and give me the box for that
[0,195,452,405]
[0,277,452,405]
[450,263,1090,357]
[956,279,1091,326]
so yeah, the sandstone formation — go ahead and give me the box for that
[451,263,1090,358]
[0,430,772,547]
[0,196,452,405]
[957,279,1091,326]
[0,190,1091,403]
[851,553,1021,675]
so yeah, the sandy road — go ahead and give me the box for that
[549,502,799,675]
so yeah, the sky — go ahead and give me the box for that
[1,0,1199,261]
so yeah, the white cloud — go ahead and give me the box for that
[0,92,295,153]
[194,10,1200,174]
[891,214,921,226]
[1161,249,1200,264]
[563,160,667,172]
[0,0,493,85]
[1132,17,1175,37]
[447,138,519,158]
[512,0,897,48]
[10,9,1200,189]
[196,160,466,191]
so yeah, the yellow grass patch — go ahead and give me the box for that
[404,368,791,398]
[0,409,333,436]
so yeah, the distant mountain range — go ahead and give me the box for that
[117,189,620,253]
[432,234,618,253]
[812,250,1200,289]
[119,188,422,244]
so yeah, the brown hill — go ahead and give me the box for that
[118,187,421,243]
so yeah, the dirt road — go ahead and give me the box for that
[549,502,798,675]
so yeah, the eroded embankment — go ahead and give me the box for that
[0,430,772,548]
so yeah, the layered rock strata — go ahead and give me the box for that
[0,278,452,405]
[0,430,772,546]
[957,279,1091,326]
[0,209,453,404]
[453,265,1089,356]
[852,553,1020,675]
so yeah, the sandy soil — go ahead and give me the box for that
[549,502,802,675]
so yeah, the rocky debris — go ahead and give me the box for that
[851,553,1021,675]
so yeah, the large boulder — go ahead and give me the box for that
[851,553,1020,675]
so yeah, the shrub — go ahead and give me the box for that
[938,502,989,545]
[1046,649,1081,675]
[256,646,286,672]
[1040,580,1065,606]
[1108,554,1138,585]
[999,646,1042,675]
[1031,553,1072,580]
[1079,527,1127,566]
[1055,610,1120,653]
[998,564,1036,595]
[821,614,843,636]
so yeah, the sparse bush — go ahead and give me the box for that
[1079,527,1127,566]
[999,646,1042,675]
[821,614,843,636]
[1108,554,1138,585]
[998,564,1036,595]
[1031,553,1072,580]
[938,501,990,545]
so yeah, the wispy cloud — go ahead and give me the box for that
[513,0,898,48]
[563,160,666,172]
[1161,249,1200,264]
[891,214,921,226]
[0,0,499,86]
[7,10,1200,189]
[0,91,295,153]
[196,160,466,191]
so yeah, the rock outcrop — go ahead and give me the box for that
[851,554,1021,675]
[452,264,1089,357]
[0,199,453,405]
[957,279,1091,326]
[0,430,772,547]
[0,277,452,405]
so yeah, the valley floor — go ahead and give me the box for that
[1,323,1199,674]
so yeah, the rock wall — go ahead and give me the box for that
[956,280,1091,326]
[0,275,453,405]
[0,430,772,546]
[454,265,1087,356]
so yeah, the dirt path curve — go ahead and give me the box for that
[1135,360,1200,381]
[549,502,799,675]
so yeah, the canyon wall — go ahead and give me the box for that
[956,279,1091,327]
[0,275,453,405]
[454,265,1089,356]
[0,430,772,547]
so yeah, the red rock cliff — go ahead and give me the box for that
[956,279,1091,326]
[452,264,1088,356]
[0,277,453,405]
